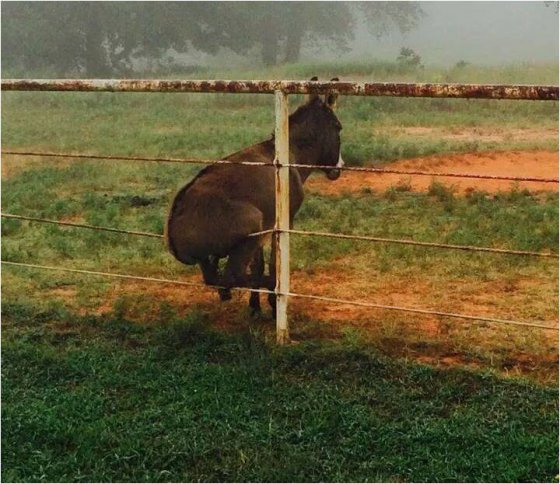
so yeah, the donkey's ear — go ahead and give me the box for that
[305,76,320,103]
[325,77,339,109]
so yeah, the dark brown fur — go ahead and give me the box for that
[165,79,342,313]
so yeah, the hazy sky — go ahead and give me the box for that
[347,1,559,65]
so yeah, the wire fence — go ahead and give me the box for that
[2,78,559,341]
[3,211,558,331]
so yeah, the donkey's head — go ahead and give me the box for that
[289,77,344,181]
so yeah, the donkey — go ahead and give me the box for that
[165,77,344,314]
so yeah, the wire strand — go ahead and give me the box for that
[2,213,163,238]
[0,213,272,239]
[1,260,273,295]
[289,162,560,184]
[3,150,558,183]
[286,291,558,330]
[286,229,558,258]
[2,260,557,331]
[1,150,269,167]
[3,213,556,259]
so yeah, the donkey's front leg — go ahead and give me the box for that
[267,236,277,312]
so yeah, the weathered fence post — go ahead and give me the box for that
[274,90,290,344]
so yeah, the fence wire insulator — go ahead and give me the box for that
[2,260,557,331]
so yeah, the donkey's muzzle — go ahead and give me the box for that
[326,168,341,180]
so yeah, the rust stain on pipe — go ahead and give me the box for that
[2,79,558,100]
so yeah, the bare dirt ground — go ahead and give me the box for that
[78,253,557,383]
[307,150,559,195]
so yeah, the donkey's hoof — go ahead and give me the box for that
[267,294,277,312]
[218,288,232,301]
[249,302,262,315]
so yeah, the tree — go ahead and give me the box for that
[1,2,211,76]
[1,1,424,75]
[2,2,139,76]
[205,2,423,66]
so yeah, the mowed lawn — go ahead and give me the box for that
[2,61,559,481]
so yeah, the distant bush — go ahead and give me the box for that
[396,47,423,70]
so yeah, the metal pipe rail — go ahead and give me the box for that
[3,150,558,184]
[2,79,559,100]
[3,260,557,331]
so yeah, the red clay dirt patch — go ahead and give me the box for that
[81,257,558,382]
[307,150,559,196]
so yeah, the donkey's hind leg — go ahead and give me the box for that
[216,202,264,302]
[199,255,219,285]
[267,236,277,312]
[221,237,261,297]
[199,256,232,301]
[249,247,264,314]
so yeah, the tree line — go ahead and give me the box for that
[2,1,423,76]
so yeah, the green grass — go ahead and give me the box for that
[2,304,558,483]
[293,187,559,269]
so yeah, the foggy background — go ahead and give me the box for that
[1,1,558,77]
[348,2,559,64]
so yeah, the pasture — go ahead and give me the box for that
[2,61,559,482]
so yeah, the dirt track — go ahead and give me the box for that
[307,150,559,195]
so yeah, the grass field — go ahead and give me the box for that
[2,60,559,481]
[2,307,558,482]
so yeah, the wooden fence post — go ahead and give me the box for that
[274,90,290,344]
